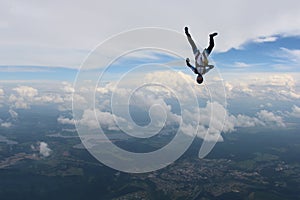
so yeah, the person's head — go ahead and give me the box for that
[196,74,203,84]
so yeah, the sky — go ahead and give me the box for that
[0,0,300,152]
[1,0,300,70]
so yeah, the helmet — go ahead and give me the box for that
[196,74,203,84]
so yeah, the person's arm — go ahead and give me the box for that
[203,65,214,74]
[207,65,214,70]
[186,58,197,74]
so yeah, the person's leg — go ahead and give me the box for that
[205,32,218,55]
[185,27,198,54]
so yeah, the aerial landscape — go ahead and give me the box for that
[1,1,300,199]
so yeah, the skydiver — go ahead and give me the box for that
[185,27,218,84]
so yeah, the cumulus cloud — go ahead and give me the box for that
[1,122,12,128]
[6,83,78,110]
[77,109,126,131]
[57,116,75,125]
[39,142,52,157]
[231,114,259,127]
[13,86,38,97]
[288,105,300,118]
[9,86,38,109]
[196,103,286,141]
[223,73,300,101]
[0,70,295,144]
[256,110,285,127]
[228,109,286,129]
[9,109,18,119]
[196,101,232,141]
[74,70,293,142]
[62,81,75,93]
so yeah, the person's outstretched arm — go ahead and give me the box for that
[206,65,214,70]
[186,58,197,74]
[202,65,214,75]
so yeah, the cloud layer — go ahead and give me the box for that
[1,71,298,142]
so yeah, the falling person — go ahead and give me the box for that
[185,27,218,84]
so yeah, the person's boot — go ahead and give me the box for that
[209,32,218,37]
[185,27,191,37]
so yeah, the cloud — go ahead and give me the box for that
[223,73,300,100]
[233,62,251,68]
[232,62,265,68]
[0,88,4,107]
[39,141,52,157]
[8,109,18,119]
[77,109,126,131]
[61,81,75,93]
[256,110,285,127]
[6,82,78,110]
[288,105,300,118]
[1,122,12,128]
[230,114,259,128]
[9,86,38,109]
[198,101,233,142]
[0,71,296,143]
[231,109,286,128]
[74,70,295,142]
[57,116,75,125]
[254,36,278,43]
[13,86,38,98]
[279,47,300,64]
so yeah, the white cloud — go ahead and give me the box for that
[233,62,251,68]
[57,116,75,125]
[0,88,4,107]
[231,62,265,68]
[39,141,52,157]
[254,36,278,43]
[223,73,300,101]
[78,109,126,131]
[9,109,18,119]
[13,86,38,98]
[197,101,233,141]
[62,82,75,93]
[256,110,285,127]
[288,105,300,118]
[74,70,295,142]
[9,94,29,109]
[230,114,259,128]
[279,47,300,64]
[1,122,12,128]
[5,83,80,109]
[0,71,296,144]
[9,86,38,109]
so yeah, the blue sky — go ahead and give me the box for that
[0,34,299,81]
[214,35,300,72]
[2,0,300,71]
